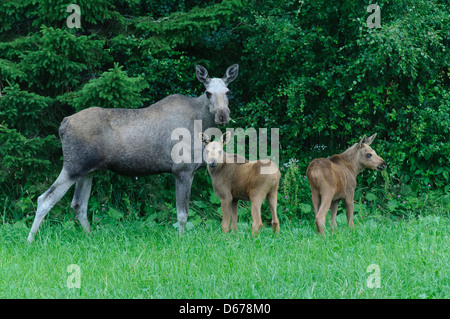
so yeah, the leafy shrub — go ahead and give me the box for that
[0,0,448,226]
[277,159,313,221]
[65,63,149,111]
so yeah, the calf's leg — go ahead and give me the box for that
[249,193,264,236]
[330,200,339,231]
[315,191,334,235]
[344,197,355,229]
[230,199,238,231]
[28,168,77,243]
[310,187,320,216]
[267,189,279,233]
[220,196,232,233]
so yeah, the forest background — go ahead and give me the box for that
[0,0,448,227]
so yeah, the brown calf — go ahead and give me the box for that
[306,134,387,234]
[200,131,281,235]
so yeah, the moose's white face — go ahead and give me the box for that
[205,78,231,125]
[196,64,239,126]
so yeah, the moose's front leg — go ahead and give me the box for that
[174,170,194,238]
[344,197,355,229]
[219,195,233,233]
[344,189,356,229]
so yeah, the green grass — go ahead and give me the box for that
[0,214,448,299]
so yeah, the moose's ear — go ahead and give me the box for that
[199,132,210,146]
[357,135,367,149]
[196,65,210,85]
[364,133,377,146]
[221,131,232,145]
[222,64,239,85]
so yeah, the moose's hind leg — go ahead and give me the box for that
[315,192,333,235]
[28,168,77,243]
[330,200,339,231]
[267,189,280,233]
[71,174,93,233]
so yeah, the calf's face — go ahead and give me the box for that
[204,141,223,167]
[355,134,387,171]
[199,131,231,168]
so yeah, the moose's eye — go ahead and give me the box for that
[366,153,372,159]
[206,91,212,99]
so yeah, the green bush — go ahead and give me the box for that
[65,63,149,111]
[0,0,448,225]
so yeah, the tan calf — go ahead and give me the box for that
[200,131,281,235]
[306,134,387,234]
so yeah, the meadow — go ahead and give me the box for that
[0,0,448,301]
[0,212,448,299]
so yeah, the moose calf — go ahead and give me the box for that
[306,134,387,234]
[200,131,281,235]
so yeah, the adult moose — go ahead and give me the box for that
[27,64,239,242]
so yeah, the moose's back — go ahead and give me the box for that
[60,94,212,178]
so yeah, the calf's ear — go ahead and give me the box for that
[221,131,232,145]
[357,135,367,149]
[364,133,377,146]
[199,132,210,146]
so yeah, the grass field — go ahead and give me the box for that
[0,214,448,299]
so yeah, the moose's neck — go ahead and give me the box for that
[340,146,364,177]
[207,151,241,177]
[206,154,227,177]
